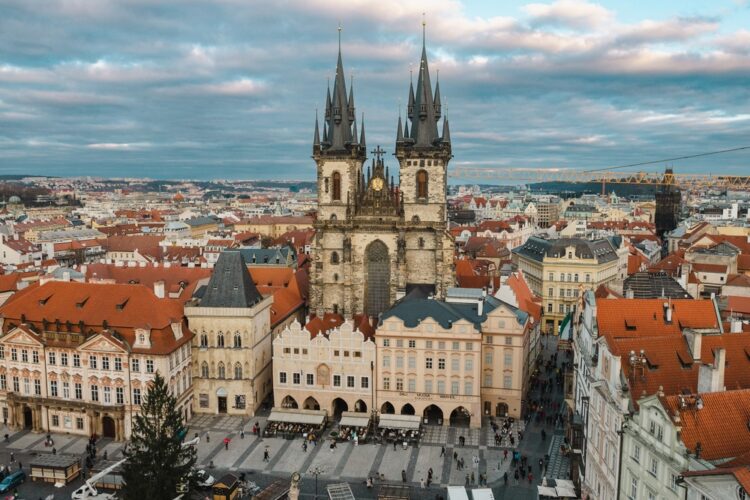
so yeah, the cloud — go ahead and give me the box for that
[523,0,613,29]
[86,142,151,150]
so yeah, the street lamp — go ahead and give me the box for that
[309,466,324,499]
[616,419,629,500]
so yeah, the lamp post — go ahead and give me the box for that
[615,419,629,500]
[309,466,324,499]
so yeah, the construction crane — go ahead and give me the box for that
[71,436,200,500]
[448,166,750,191]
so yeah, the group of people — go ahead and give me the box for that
[337,424,368,444]
[262,421,322,438]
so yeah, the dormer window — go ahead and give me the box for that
[139,334,145,344]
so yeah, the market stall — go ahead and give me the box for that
[29,454,81,485]
[264,408,327,439]
[337,411,371,444]
[212,473,240,500]
[376,414,422,445]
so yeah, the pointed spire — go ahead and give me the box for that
[313,110,320,147]
[396,114,404,142]
[433,73,442,119]
[323,122,328,143]
[351,115,359,145]
[325,81,332,119]
[404,119,409,139]
[360,113,366,150]
[348,75,355,111]
[442,117,451,144]
[327,24,354,150]
[407,79,415,119]
[410,18,439,147]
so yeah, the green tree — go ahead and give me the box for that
[122,372,196,500]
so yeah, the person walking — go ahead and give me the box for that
[470,472,475,485]
[420,478,425,489]
[503,471,508,486]
[453,451,458,461]
[514,470,519,485]
[465,474,470,487]
[263,448,270,462]
[440,445,445,457]
[302,441,307,452]
[401,470,407,482]
[224,437,230,450]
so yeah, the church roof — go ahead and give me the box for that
[199,251,262,308]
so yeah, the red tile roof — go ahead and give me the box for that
[726,274,750,288]
[661,389,750,461]
[102,234,164,258]
[3,237,39,254]
[505,271,542,322]
[596,298,719,339]
[692,263,728,274]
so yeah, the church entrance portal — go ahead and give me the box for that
[365,240,390,317]
[22,406,32,429]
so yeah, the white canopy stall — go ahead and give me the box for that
[265,408,328,438]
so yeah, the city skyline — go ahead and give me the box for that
[3,0,750,180]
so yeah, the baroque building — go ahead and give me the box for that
[309,30,454,318]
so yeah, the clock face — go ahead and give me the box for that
[372,177,384,191]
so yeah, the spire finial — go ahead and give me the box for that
[338,22,342,51]
[409,63,413,83]
[422,12,426,48]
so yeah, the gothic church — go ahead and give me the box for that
[309,29,455,318]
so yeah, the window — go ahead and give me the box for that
[347,376,355,388]
[505,336,513,346]
[61,352,68,366]
[465,358,473,371]
[0,345,3,359]
[333,375,341,387]
[52,415,59,427]
[76,417,84,430]
[235,395,246,409]
[361,376,369,388]
[437,380,445,394]
[396,356,404,369]
[330,251,340,264]
[504,351,513,366]
[383,355,390,367]
[548,287,553,297]
[200,334,208,347]
[396,339,403,348]
[217,333,224,348]
[438,358,446,370]
[574,274,579,282]
[547,303,553,313]
[48,352,56,365]
[116,387,124,404]
[133,388,142,405]
[559,288,565,297]
[426,340,433,348]
[417,169,428,198]
[91,385,99,402]
[464,381,473,394]
[585,273,591,283]
[218,363,226,379]
[114,357,122,371]
[485,352,493,364]
[89,355,97,369]
[0,374,5,390]
[629,477,638,500]
[438,341,445,349]
[102,356,110,370]
[32,351,38,363]
[131,358,139,372]
[408,340,416,348]
[559,304,565,313]
[21,349,27,363]
[408,356,416,369]
[503,375,512,388]
[649,456,658,477]
[465,342,473,351]
[279,372,287,384]
[146,359,154,373]
[75,383,82,400]
[383,377,390,390]
[408,378,416,391]
[50,380,58,397]
[383,339,390,347]
[12,377,19,392]
[649,421,664,442]
[35,379,42,396]
[73,353,80,367]
[669,473,678,492]
[11,348,17,361]
[235,363,243,380]
[451,381,459,394]
[332,171,341,201]
[452,342,460,351]
[396,378,404,391]
[632,444,641,463]
[549,272,554,281]
[426,357,433,369]
[486,336,493,344]
[234,332,242,348]
[451,358,459,371]
[424,380,433,393]
[103,386,112,404]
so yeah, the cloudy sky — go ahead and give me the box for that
[2,0,750,181]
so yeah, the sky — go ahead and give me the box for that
[2,0,750,181]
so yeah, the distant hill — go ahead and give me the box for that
[530,181,661,197]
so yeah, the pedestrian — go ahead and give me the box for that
[465,474,470,487]
[402,470,407,482]
[528,472,533,484]
[103,450,107,461]
[10,452,14,462]
[420,478,425,489]
[453,451,458,461]
[503,471,508,485]
[440,445,445,457]
[18,462,22,470]
[503,449,508,461]
[539,458,544,472]
[240,429,245,439]
[302,441,307,452]
[514,470,519,485]
[206,433,210,443]
[224,437,230,450]
[428,468,433,481]
[263,449,270,462]
[393,441,397,451]
[470,472,475,484]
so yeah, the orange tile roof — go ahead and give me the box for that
[596,298,719,339]
[102,234,164,258]
[661,389,750,461]
[739,254,750,272]
[249,266,306,327]
[0,273,21,293]
[692,263,728,274]
[305,313,345,338]
[506,271,542,322]
[648,250,685,276]
[726,274,750,288]
[682,466,750,492]
[727,296,750,315]
[0,280,190,355]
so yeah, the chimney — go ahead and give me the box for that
[477,297,484,316]
[730,317,743,334]
[80,264,87,275]
[154,280,165,299]
[663,301,672,323]
[684,329,702,362]
[698,348,726,393]
[62,271,70,282]
[625,288,634,299]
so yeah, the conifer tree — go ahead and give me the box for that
[122,372,196,500]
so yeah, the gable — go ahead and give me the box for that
[0,327,44,346]
[79,334,126,353]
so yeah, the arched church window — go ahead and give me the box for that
[331,251,339,264]
[201,362,209,378]
[419,237,425,248]
[234,363,243,380]
[200,334,208,347]
[332,172,341,201]
[324,177,329,193]
[218,362,225,379]
[233,332,241,348]
[217,333,224,348]
[417,170,428,199]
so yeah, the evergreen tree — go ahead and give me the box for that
[122,372,196,500]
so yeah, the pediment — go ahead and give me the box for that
[79,334,126,353]
[0,327,44,347]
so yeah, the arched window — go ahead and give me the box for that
[200,334,208,348]
[412,215,420,223]
[234,363,243,380]
[233,332,241,348]
[330,214,337,221]
[217,333,224,348]
[331,251,340,264]
[201,362,209,378]
[217,362,225,379]
[417,170,428,199]
[418,237,425,249]
[332,172,341,201]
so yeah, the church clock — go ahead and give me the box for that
[371,177,384,191]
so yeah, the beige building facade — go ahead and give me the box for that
[272,319,376,415]
[186,251,274,416]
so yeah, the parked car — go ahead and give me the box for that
[0,470,26,493]
[195,469,215,489]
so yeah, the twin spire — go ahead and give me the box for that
[314,20,450,156]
